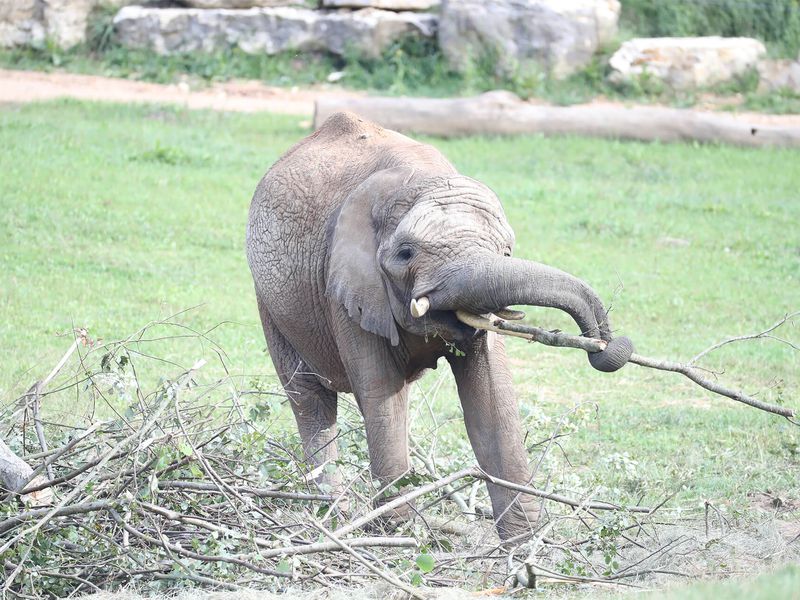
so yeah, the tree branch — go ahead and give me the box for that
[456,311,797,421]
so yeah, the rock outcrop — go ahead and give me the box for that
[320,0,439,9]
[1,0,45,48]
[113,5,437,58]
[609,37,767,90]
[184,1,304,7]
[757,54,800,93]
[438,0,621,79]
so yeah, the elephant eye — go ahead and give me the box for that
[396,247,414,262]
[503,248,512,257]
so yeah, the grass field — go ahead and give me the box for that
[1,100,799,595]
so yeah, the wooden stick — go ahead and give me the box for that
[475,470,652,514]
[157,479,336,502]
[457,311,797,420]
[0,500,113,535]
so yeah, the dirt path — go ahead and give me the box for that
[2,68,799,127]
[0,68,361,116]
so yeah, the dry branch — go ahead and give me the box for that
[157,479,336,501]
[0,500,114,535]
[456,311,797,420]
[3,313,781,597]
[475,470,652,514]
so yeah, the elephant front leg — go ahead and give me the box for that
[447,332,540,540]
[336,327,413,522]
[357,385,413,520]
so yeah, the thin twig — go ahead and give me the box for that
[157,480,336,501]
[475,469,652,514]
[689,311,800,365]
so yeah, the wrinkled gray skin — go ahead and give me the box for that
[246,112,633,540]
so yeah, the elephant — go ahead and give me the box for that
[246,111,633,540]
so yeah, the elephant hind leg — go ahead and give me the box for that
[258,301,341,493]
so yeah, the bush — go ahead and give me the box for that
[621,0,800,57]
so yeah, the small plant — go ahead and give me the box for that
[86,3,119,55]
[131,141,196,165]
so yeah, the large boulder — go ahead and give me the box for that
[438,0,621,79]
[757,55,800,93]
[320,0,439,10]
[113,5,437,58]
[0,0,44,48]
[609,37,767,90]
[1,0,124,49]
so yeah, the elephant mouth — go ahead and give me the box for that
[424,309,482,342]
[412,304,527,345]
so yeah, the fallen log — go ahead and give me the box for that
[313,91,800,148]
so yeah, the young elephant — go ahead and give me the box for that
[246,112,633,540]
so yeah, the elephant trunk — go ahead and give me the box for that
[429,255,634,372]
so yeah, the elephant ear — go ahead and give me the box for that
[326,167,414,346]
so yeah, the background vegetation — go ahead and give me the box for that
[622,0,800,58]
[1,1,800,112]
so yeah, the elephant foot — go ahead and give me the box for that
[364,508,414,535]
[492,495,541,542]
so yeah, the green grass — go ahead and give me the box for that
[1,101,799,589]
[637,564,800,599]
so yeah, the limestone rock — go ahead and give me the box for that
[757,55,800,93]
[1,0,105,49]
[0,0,44,48]
[320,0,439,10]
[609,37,767,90]
[44,0,94,48]
[438,0,621,79]
[184,1,304,7]
[113,5,437,58]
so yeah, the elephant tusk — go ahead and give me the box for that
[410,297,431,318]
[454,310,608,353]
[495,308,526,321]
[455,311,529,340]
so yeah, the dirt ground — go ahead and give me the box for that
[0,68,362,116]
[2,68,800,127]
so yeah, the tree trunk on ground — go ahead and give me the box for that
[314,91,800,148]
[0,439,52,504]
[0,439,36,494]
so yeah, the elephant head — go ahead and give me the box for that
[326,166,633,372]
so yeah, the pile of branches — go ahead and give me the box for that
[0,314,797,598]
